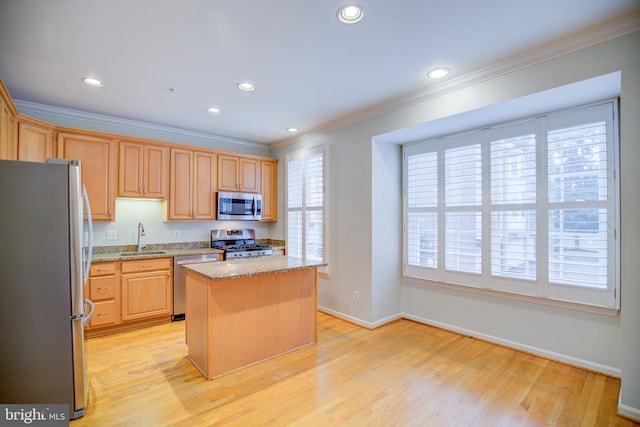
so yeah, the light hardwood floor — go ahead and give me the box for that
[72,312,637,426]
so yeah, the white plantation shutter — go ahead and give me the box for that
[287,159,303,258]
[286,146,326,266]
[444,144,482,274]
[489,122,537,281]
[406,152,438,269]
[545,106,612,298]
[403,100,619,310]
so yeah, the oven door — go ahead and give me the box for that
[217,192,262,220]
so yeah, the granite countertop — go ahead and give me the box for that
[91,242,223,262]
[90,239,286,262]
[183,256,326,281]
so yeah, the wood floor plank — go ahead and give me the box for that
[71,312,637,426]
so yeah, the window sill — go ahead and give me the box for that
[403,275,620,317]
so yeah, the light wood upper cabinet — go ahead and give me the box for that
[57,131,116,221]
[118,141,168,198]
[261,159,278,221]
[17,119,54,162]
[168,148,216,220]
[0,97,17,160]
[218,154,260,193]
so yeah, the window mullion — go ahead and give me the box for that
[437,141,446,271]
[481,130,491,282]
[536,116,549,298]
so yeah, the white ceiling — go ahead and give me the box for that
[0,1,637,145]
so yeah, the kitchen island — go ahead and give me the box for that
[183,256,325,379]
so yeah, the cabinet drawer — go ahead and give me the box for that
[90,275,116,301]
[90,262,116,276]
[89,300,116,327]
[121,257,171,273]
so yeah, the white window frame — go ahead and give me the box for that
[403,100,620,314]
[285,144,329,274]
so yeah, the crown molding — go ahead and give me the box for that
[14,99,269,154]
[270,10,640,151]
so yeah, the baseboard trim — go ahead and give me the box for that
[618,392,640,423]
[318,306,403,329]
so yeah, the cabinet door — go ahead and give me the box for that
[18,120,54,162]
[261,160,278,221]
[58,132,116,221]
[218,154,260,192]
[89,301,117,327]
[169,148,193,220]
[144,144,168,198]
[121,270,172,321]
[0,99,17,160]
[240,158,260,192]
[217,155,239,191]
[119,142,168,198]
[118,141,143,197]
[192,151,216,219]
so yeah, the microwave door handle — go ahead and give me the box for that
[252,196,256,218]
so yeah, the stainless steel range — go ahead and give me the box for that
[211,229,272,259]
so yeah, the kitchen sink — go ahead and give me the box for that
[119,251,167,256]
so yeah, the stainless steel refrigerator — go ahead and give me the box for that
[0,159,94,419]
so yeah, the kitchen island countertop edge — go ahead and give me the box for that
[182,256,327,281]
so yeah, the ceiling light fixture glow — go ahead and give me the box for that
[206,106,221,114]
[427,67,450,79]
[237,82,256,91]
[287,127,299,133]
[81,77,105,87]
[338,5,364,24]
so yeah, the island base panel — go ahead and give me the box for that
[185,267,318,379]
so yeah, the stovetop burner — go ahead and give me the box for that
[210,229,273,259]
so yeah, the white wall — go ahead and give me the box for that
[270,30,640,419]
[371,140,402,323]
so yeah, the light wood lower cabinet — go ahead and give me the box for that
[86,257,172,335]
[121,258,172,322]
[87,262,119,329]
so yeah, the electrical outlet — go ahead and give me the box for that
[106,229,117,240]
[174,230,181,238]
[353,290,359,301]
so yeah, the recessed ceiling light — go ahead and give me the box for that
[237,82,256,91]
[337,5,364,24]
[81,77,105,87]
[427,67,450,79]
[287,127,299,133]
[206,106,221,115]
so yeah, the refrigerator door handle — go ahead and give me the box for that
[82,185,93,284]
[83,299,95,324]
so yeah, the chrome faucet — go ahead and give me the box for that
[137,222,146,252]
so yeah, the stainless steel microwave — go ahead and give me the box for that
[217,192,262,221]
